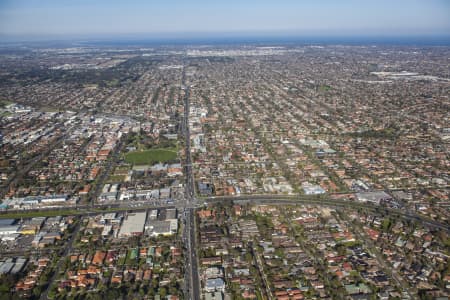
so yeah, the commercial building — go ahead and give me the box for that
[205,278,225,292]
[0,225,20,236]
[145,220,177,237]
[119,212,147,237]
[356,191,392,205]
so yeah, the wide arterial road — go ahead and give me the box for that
[204,194,450,232]
[181,64,201,300]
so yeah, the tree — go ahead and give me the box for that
[86,293,102,300]
[274,248,284,259]
[159,287,167,298]
[32,285,42,297]
[381,218,391,232]
[244,252,253,262]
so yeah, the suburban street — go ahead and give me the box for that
[88,137,126,208]
[338,210,418,300]
[0,128,70,199]
[40,220,82,300]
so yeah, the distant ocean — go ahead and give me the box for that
[78,35,450,47]
[1,35,450,47]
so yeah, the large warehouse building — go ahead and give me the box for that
[119,212,147,237]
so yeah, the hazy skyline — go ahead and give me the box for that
[1,0,449,40]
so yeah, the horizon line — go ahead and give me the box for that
[1,32,450,46]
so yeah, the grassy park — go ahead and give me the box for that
[124,148,177,165]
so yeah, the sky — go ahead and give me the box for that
[0,0,449,40]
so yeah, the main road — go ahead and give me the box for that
[181,64,201,300]
[1,193,447,234]
[204,194,450,232]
